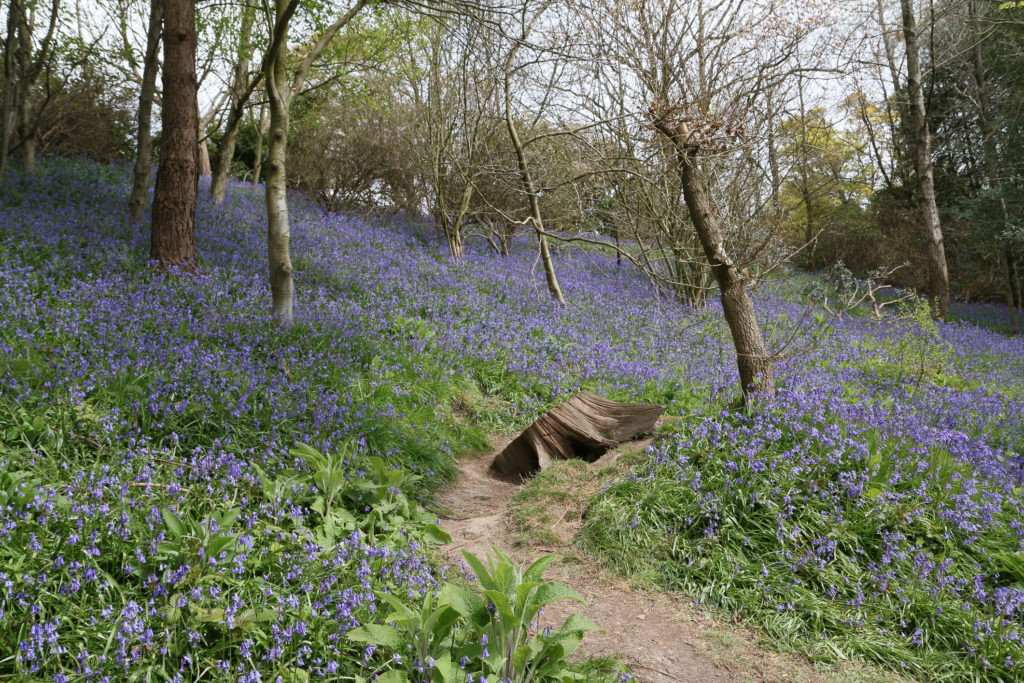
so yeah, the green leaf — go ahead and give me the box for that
[423,524,451,545]
[529,582,584,610]
[311,497,326,515]
[431,653,458,682]
[373,671,408,683]
[217,507,240,531]
[191,606,226,623]
[513,642,535,672]
[346,624,405,650]
[523,554,557,583]
[378,592,417,620]
[461,550,494,590]
[439,583,488,623]
[292,443,327,469]
[558,612,601,635]
[421,605,461,643]
[161,508,185,538]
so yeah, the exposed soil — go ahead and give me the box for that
[435,437,900,683]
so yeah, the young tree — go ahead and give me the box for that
[499,0,565,302]
[210,6,257,203]
[129,0,164,221]
[585,0,841,397]
[262,0,368,321]
[150,0,198,267]
[0,0,61,186]
[900,0,950,319]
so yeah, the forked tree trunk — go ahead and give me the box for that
[265,0,294,321]
[150,0,198,267]
[211,10,255,203]
[901,0,950,320]
[655,119,774,398]
[129,0,163,221]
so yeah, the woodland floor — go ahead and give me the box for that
[435,436,908,683]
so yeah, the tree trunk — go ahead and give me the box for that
[796,70,815,267]
[901,0,950,320]
[211,10,255,203]
[265,0,295,322]
[15,93,36,172]
[129,0,163,221]
[878,0,912,189]
[655,119,774,398]
[150,0,198,268]
[0,0,24,190]
[767,127,781,213]
[252,101,266,185]
[503,52,564,303]
[197,139,211,176]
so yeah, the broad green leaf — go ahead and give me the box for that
[461,550,494,590]
[431,653,457,682]
[530,582,584,610]
[161,508,185,538]
[217,507,240,531]
[523,554,557,583]
[558,613,601,635]
[378,593,417,620]
[423,524,451,545]
[191,606,226,623]
[439,583,487,623]
[346,624,405,650]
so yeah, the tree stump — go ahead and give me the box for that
[492,391,663,476]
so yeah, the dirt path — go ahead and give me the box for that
[435,438,894,683]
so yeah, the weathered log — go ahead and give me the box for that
[492,391,663,476]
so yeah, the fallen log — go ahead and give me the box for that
[492,391,663,476]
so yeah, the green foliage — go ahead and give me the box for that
[348,548,601,682]
[251,442,452,551]
[860,298,954,391]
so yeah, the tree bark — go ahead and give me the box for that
[16,99,35,172]
[211,9,255,203]
[198,139,211,176]
[150,0,198,268]
[252,101,266,185]
[655,118,774,398]
[900,0,950,320]
[265,0,295,321]
[129,0,164,221]
[0,0,25,189]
